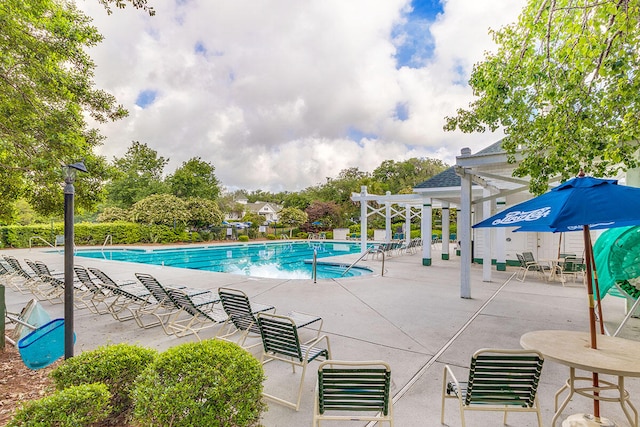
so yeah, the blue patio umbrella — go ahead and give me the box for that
[473,173,640,422]
[474,175,640,232]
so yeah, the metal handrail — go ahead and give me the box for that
[312,250,318,283]
[341,246,384,277]
[102,235,112,249]
[29,236,54,250]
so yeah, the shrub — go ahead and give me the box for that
[138,224,183,244]
[8,383,111,427]
[132,340,265,427]
[130,194,190,227]
[266,233,276,240]
[50,343,157,416]
[97,207,129,222]
[238,235,249,242]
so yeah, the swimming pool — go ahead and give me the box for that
[73,241,372,280]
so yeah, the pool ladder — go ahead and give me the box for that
[312,250,318,283]
[341,246,384,277]
[102,235,112,250]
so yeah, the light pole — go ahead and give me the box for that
[63,161,87,359]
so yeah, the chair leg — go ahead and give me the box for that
[440,370,447,424]
[294,362,309,411]
[261,359,307,411]
[535,396,543,427]
[459,404,466,427]
[313,392,319,427]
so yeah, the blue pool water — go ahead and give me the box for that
[73,241,372,280]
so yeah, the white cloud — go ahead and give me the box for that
[76,0,526,192]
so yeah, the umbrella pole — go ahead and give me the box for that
[583,226,601,420]
[585,231,606,335]
[557,232,563,259]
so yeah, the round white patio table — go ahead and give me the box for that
[520,330,640,427]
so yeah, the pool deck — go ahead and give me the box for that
[4,242,640,426]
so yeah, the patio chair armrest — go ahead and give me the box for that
[286,311,323,330]
[303,334,331,359]
[442,365,463,403]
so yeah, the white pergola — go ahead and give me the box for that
[351,140,542,299]
[351,183,477,267]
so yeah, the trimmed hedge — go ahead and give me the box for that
[132,340,265,427]
[0,222,239,248]
[0,222,189,248]
[50,343,158,416]
[8,383,111,427]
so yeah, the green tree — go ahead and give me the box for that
[445,0,640,195]
[242,212,267,238]
[278,207,308,230]
[0,0,127,221]
[185,197,223,230]
[97,206,129,222]
[130,194,189,227]
[373,158,448,193]
[246,189,277,203]
[105,141,168,208]
[242,211,266,227]
[281,192,311,210]
[167,157,220,200]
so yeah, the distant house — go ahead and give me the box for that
[245,201,281,222]
[226,198,282,223]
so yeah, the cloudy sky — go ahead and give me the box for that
[76,0,527,192]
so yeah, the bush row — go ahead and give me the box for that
[9,341,265,427]
[0,222,191,248]
[0,223,302,248]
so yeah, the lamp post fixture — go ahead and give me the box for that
[63,161,87,359]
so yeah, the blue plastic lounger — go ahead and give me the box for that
[18,318,75,370]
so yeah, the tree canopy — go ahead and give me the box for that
[445,0,640,194]
[0,0,128,221]
[167,157,220,200]
[278,207,308,228]
[105,141,168,208]
[373,158,448,194]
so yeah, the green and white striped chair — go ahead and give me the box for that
[314,360,393,426]
[441,348,544,427]
[257,312,331,411]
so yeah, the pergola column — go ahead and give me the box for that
[459,161,472,299]
[421,198,432,266]
[495,198,506,271]
[385,191,392,243]
[441,203,450,260]
[359,186,368,253]
[482,189,492,282]
[405,205,411,245]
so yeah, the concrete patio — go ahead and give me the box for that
[3,243,640,426]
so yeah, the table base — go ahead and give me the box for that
[562,413,615,426]
[553,368,638,427]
